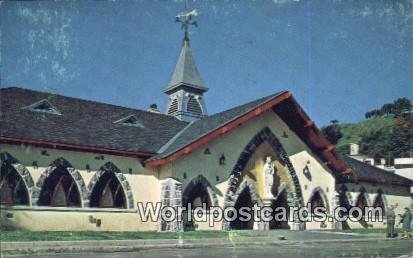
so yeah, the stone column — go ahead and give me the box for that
[158,178,183,232]
[287,192,304,231]
[331,191,343,230]
[260,198,274,230]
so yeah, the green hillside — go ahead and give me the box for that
[332,114,412,164]
[327,97,412,162]
[335,116,395,152]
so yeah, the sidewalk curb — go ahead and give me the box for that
[2,237,407,256]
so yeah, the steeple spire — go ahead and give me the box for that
[165,9,208,122]
[165,9,208,94]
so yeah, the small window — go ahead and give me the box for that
[114,115,144,128]
[22,99,61,115]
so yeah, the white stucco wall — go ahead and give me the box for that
[0,144,160,231]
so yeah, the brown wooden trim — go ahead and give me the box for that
[145,92,293,167]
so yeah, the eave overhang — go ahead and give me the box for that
[0,136,155,159]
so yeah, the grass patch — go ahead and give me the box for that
[0,230,233,242]
[1,228,390,242]
[0,229,297,242]
[330,227,402,235]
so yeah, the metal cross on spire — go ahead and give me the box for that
[175,9,198,42]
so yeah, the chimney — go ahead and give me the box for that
[148,103,160,114]
[349,143,359,156]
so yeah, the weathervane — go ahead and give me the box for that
[175,9,198,42]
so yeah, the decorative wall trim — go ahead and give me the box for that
[233,180,263,206]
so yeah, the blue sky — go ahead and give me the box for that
[1,0,412,126]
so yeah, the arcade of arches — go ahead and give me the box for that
[0,157,130,210]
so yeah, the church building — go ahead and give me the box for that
[1,10,412,232]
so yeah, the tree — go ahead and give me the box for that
[381,103,393,116]
[393,98,411,115]
[321,121,343,145]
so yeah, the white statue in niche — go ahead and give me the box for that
[263,156,275,198]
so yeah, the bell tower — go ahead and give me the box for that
[165,9,208,122]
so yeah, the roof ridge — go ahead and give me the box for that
[1,86,187,121]
[208,91,287,118]
[157,121,195,154]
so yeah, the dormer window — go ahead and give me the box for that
[114,115,144,128]
[22,99,61,115]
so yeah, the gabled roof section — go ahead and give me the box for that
[148,92,287,162]
[22,99,61,115]
[341,155,413,187]
[145,91,353,177]
[0,87,188,156]
[114,115,144,128]
[165,40,208,93]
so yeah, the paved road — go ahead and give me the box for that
[16,239,413,258]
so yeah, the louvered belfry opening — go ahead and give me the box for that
[89,172,126,209]
[0,164,30,205]
[37,167,81,207]
[168,99,179,115]
[186,96,202,115]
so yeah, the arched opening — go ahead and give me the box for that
[0,164,29,205]
[89,172,126,208]
[37,167,81,207]
[223,127,304,230]
[338,193,351,216]
[230,187,254,230]
[183,181,212,210]
[354,193,368,219]
[182,179,213,231]
[309,191,326,214]
[186,96,202,115]
[270,191,290,229]
[373,193,385,219]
